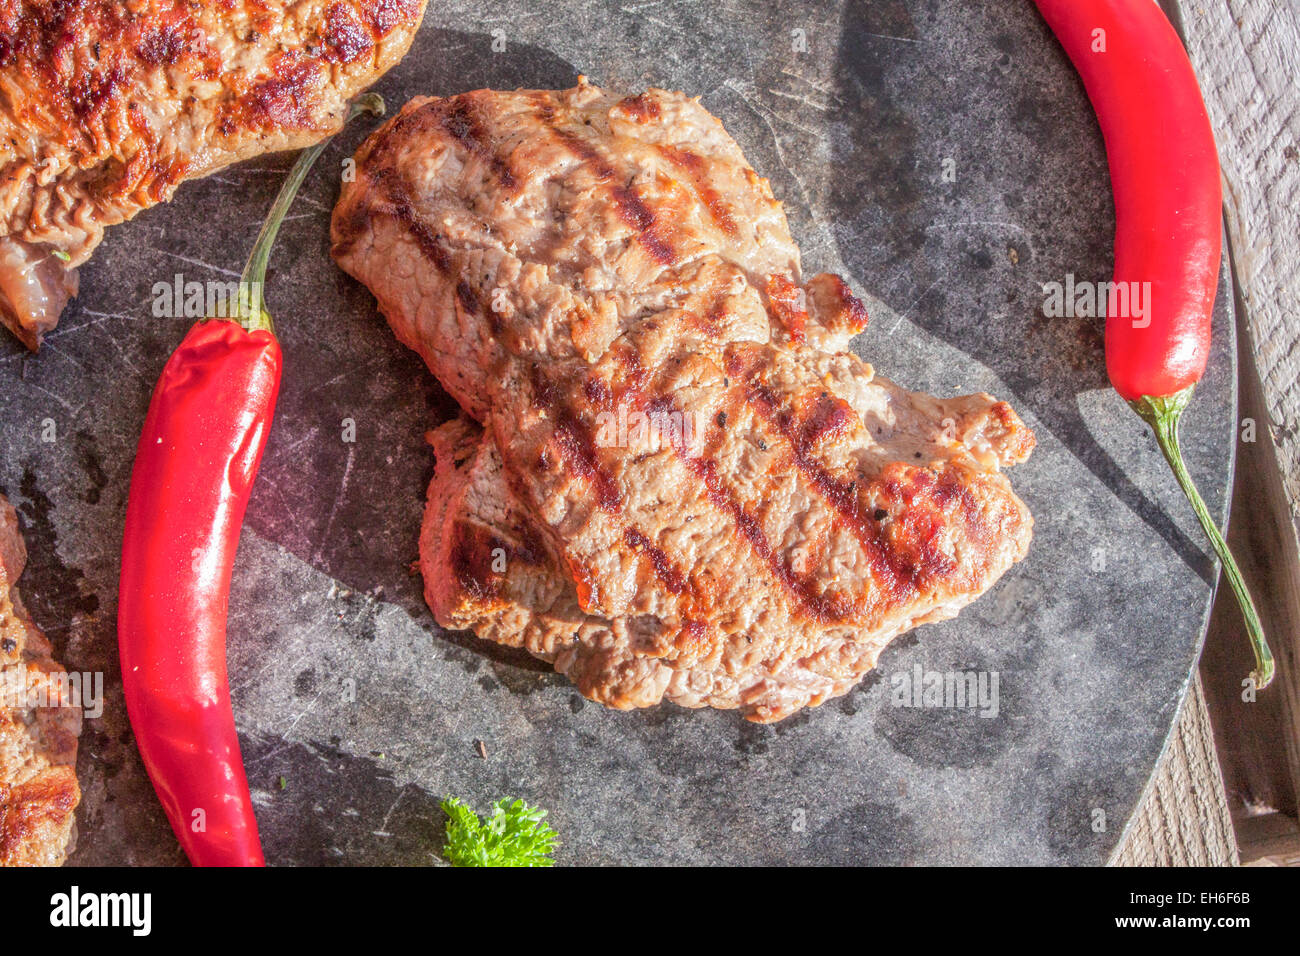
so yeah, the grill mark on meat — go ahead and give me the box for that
[719,346,975,597]
[449,519,547,602]
[353,96,488,201]
[552,417,622,512]
[622,527,690,595]
[726,353,910,599]
[722,348,996,597]
[706,361,973,608]
[386,195,504,334]
[657,144,739,238]
[449,521,505,601]
[530,364,623,513]
[683,449,856,624]
[364,92,441,155]
[513,521,549,564]
[433,97,519,190]
[601,345,859,624]
[371,94,676,312]
[455,280,479,314]
[389,198,452,274]
[546,126,678,265]
[540,352,851,623]
[534,362,708,617]
[610,183,677,265]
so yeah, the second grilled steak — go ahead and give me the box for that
[332,80,1035,721]
[0,495,81,866]
[0,0,428,348]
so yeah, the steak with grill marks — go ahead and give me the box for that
[0,0,427,348]
[331,80,1036,721]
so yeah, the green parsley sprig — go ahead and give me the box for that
[441,796,558,867]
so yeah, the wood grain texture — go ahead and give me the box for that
[1179,0,1300,823]
[1237,812,1300,865]
[1112,675,1238,866]
[1200,302,1299,817]
[1182,3,1300,494]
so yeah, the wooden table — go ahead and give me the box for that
[1113,676,1237,865]
[1113,0,1300,867]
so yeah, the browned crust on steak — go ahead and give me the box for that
[0,0,427,346]
[420,403,1030,721]
[0,494,81,866]
[333,81,1036,721]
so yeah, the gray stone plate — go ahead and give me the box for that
[0,0,1234,865]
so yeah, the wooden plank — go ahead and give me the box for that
[1199,306,1299,815]
[1112,675,1238,866]
[1179,0,1300,822]
[1237,812,1300,866]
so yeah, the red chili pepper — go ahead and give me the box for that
[119,321,279,866]
[118,94,383,866]
[1035,0,1272,686]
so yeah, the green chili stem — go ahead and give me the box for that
[238,92,385,333]
[1131,388,1274,689]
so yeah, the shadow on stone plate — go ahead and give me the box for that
[242,30,581,674]
[242,733,447,866]
[827,1,1214,583]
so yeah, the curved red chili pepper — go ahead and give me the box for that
[1035,0,1220,401]
[119,321,280,866]
[1035,0,1272,686]
[118,94,384,866]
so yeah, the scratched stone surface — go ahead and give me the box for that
[0,0,1235,865]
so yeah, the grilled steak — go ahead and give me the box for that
[0,495,81,866]
[332,80,1035,721]
[0,0,427,348]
